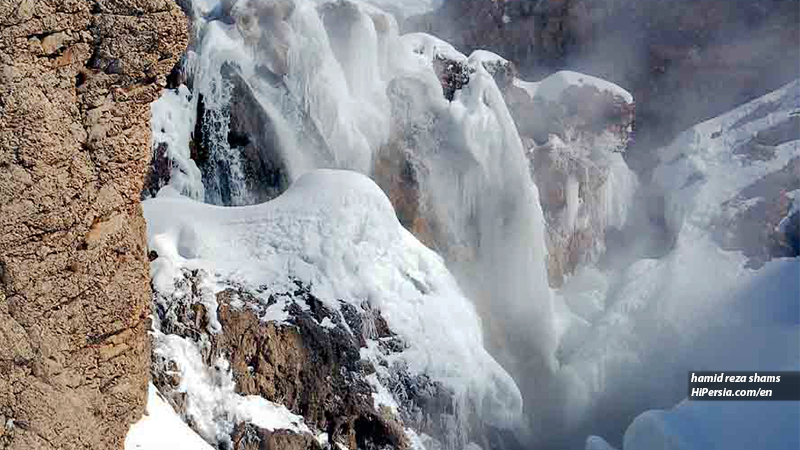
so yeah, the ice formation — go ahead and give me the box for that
[142,0,798,448]
[149,0,558,436]
[144,170,523,431]
[149,85,204,201]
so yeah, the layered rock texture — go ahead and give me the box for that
[0,1,187,449]
[152,273,409,450]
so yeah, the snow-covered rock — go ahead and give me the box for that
[146,1,565,442]
[570,80,800,449]
[653,79,800,268]
[150,269,409,449]
[504,69,638,287]
[144,169,523,447]
[532,71,633,105]
[125,384,216,450]
[142,1,654,445]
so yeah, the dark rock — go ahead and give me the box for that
[152,273,411,449]
[141,142,172,199]
[191,63,328,206]
[433,55,473,101]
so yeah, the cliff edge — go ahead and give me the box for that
[0,1,187,449]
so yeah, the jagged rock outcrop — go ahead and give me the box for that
[152,271,412,449]
[0,1,187,449]
[149,267,513,450]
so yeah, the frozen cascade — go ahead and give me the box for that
[385,32,559,428]
[150,0,560,444]
[195,48,253,206]
[143,0,800,449]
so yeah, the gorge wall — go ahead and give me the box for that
[0,1,186,449]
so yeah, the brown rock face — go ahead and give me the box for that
[231,424,324,450]
[0,1,187,449]
[152,272,410,450]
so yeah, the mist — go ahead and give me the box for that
[403,1,800,449]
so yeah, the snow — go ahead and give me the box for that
[149,85,204,201]
[654,80,800,234]
[366,373,400,415]
[151,0,568,436]
[316,432,350,450]
[604,151,637,230]
[573,80,800,449]
[587,383,800,450]
[151,331,309,446]
[534,70,633,104]
[401,32,468,65]
[148,1,800,449]
[622,397,800,450]
[585,435,619,450]
[143,169,523,429]
[512,77,541,99]
[363,0,443,18]
[468,49,508,68]
[148,0,648,444]
[125,384,215,450]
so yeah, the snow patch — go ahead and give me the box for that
[152,331,309,446]
[535,70,633,104]
[125,384,215,450]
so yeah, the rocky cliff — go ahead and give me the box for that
[0,1,187,449]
